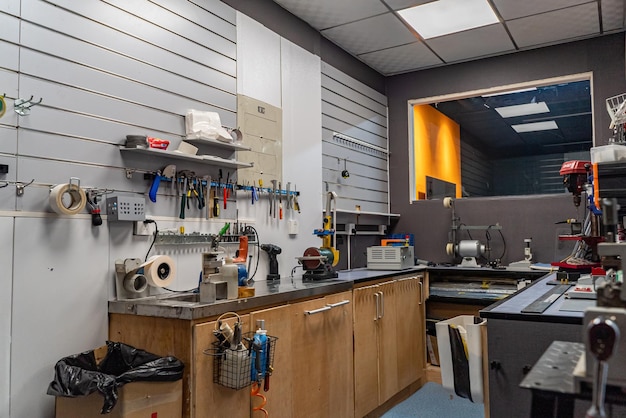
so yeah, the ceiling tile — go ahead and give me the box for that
[321,12,417,55]
[426,24,516,63]
[273,0,388,30]
[506,3,600,48]
[601,0,625,32]
[357,41,443,75]
[492,0,592,20]
[382,0,435,11]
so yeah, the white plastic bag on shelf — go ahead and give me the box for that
[185,109,232,143]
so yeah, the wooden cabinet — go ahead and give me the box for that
[290,291,354,418]
[192,315,251,418]
[353,276,425,417]
[249,305,293,418]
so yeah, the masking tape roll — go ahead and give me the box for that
[0,95,6,119]
[49,183,87,215]
[141,255,176,288]
[446,243,455,256]
[443,197,453,208]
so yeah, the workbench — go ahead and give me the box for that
[480,273,591,418]
[108,267,427,418]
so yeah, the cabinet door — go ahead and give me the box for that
[290,291,353,418]
[192,315,250,418]
[378,281,399,405]
[353,284,381,417]
[325,291,354,418]
[249,305,292,418]
[395,276,425,389]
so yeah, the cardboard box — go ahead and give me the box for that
[55,379,182,418]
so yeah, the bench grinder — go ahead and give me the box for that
[298,191,339,280]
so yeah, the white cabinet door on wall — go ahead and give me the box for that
[236,12,281,108]
[10,217,109,418]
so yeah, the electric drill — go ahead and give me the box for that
[260,244,282,281]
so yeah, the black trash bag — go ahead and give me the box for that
[47,341,184,414]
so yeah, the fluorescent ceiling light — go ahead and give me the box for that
[482,87,537,97]
[398,0,499,39]
[495,102,550,118]
[512,121,558,133]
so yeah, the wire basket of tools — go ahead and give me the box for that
[204,312,252,390]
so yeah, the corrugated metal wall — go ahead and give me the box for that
[461,133,493,197]
[321,62,389,215]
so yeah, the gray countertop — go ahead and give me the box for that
[108,267,425,320]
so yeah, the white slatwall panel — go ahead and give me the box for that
[321,62,389,213]
[0,218,13,418]
[1,1,239,417]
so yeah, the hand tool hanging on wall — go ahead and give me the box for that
[251,181,258,205]
[279,182,283,220]
[204,176,211,219]
[86,190,103,226]
[224,171,230,210]
[179,176,187,219]
[270,180,277,219]
[148,164,176,203]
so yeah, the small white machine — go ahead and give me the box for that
[509,238,533,269]
[367,246,414,270]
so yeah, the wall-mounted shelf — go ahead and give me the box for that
[119,147,253,169]
[185,136,251,151]
[324,208,401,218]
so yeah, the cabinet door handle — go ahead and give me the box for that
[374,292,380,320]
[305,306,331,315]
[418,281,423,305]
[327,300,350,309]
[380,291,385,318]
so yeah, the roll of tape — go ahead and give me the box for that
[124,274,148,294]
[141,255,176,288]
[443,197,454,208]
[0,95,6,119]
[49,183,87,215]
[446,242,455,256]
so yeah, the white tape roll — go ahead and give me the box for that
[443,197,454,208]
[141,255,176,288]
[49,183,87,215]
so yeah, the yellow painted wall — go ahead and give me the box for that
[412,104,461,199]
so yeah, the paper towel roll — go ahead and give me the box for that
[141,255,176,288]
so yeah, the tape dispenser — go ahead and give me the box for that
[114,256,176,300]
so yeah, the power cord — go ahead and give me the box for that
[143,219,158,261]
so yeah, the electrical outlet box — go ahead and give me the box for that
[133,221,152,236]
[288,218,299,235]
[106,195,145,221]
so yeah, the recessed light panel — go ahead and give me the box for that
[495,102,550,118]
[512,121,558,133]
[398,0,499,39]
